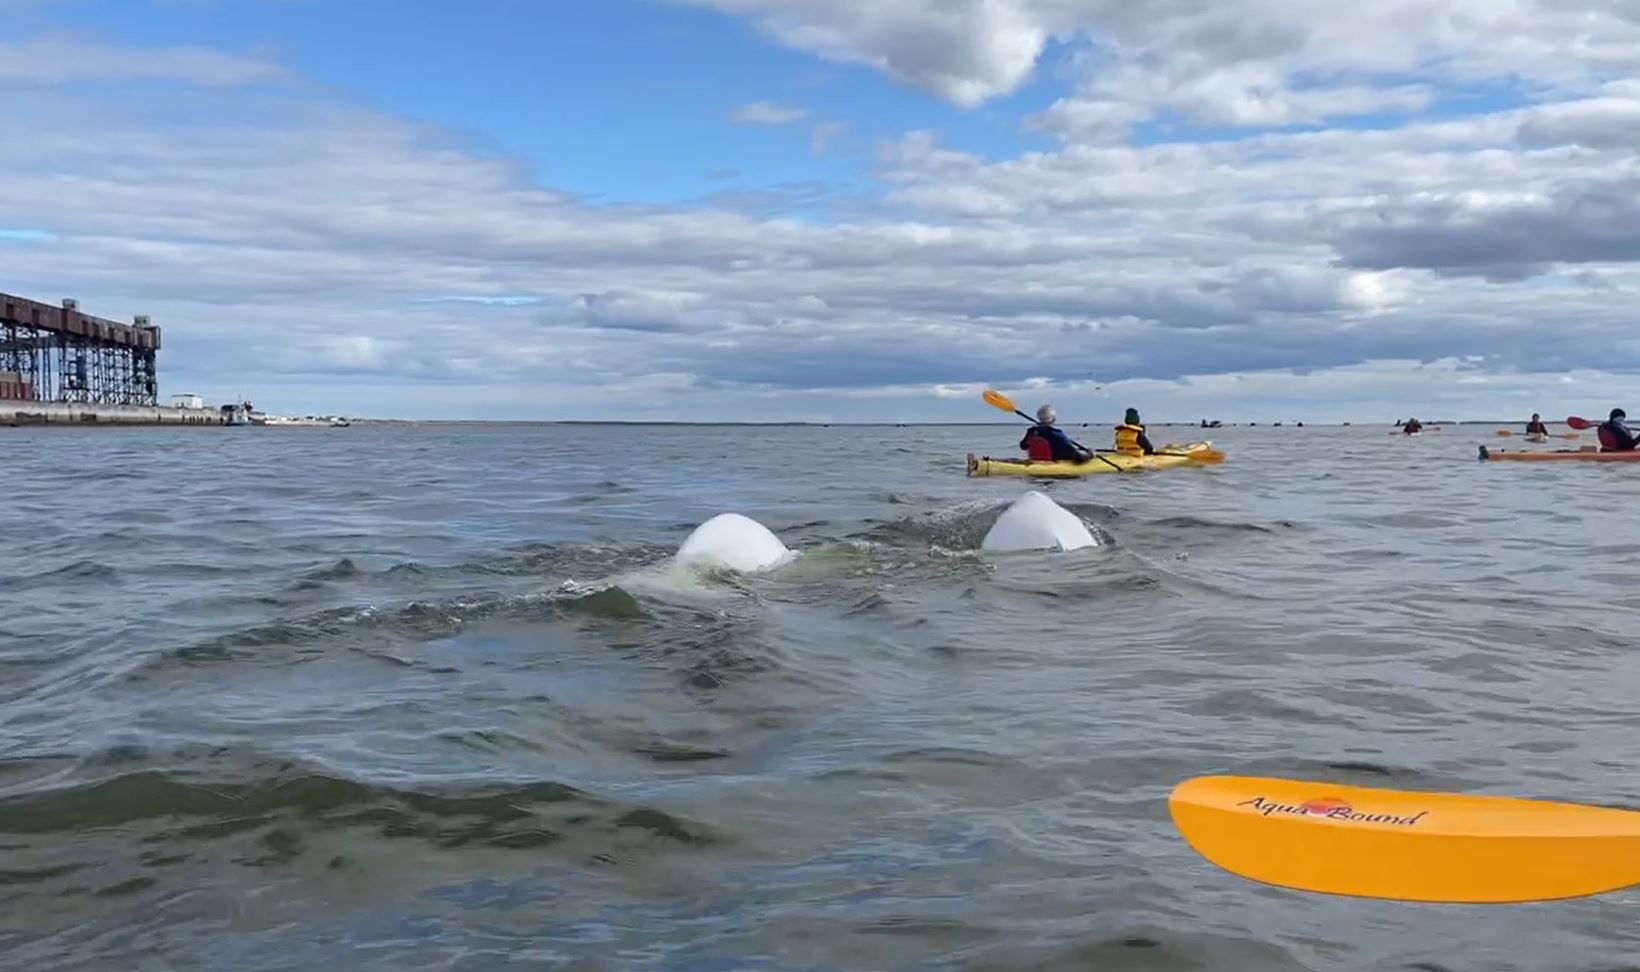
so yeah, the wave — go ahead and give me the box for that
[1145,515,1289,535]
[389,541,677,581]
[158,581,669,667]
[851,500,1117,554]
[0,765,714,847]
[0,748,719,906]
[0,559,118,592]
[127,574,787,702]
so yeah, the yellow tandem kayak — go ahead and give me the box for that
[966,441,1221,478]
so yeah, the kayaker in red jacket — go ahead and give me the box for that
[1526,413,1548,435]
[1598,409,1638,452]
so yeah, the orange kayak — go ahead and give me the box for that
[1479,445,1640,462]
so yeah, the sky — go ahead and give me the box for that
[1,0,1638,422]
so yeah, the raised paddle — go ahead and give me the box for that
[1570,414,1635,444]
[982,389,1225,465]
[1170,775,1640,904]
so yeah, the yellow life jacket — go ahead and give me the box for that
[1114,423,1145,455]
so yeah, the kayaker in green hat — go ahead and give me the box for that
[1114,408,1155,456]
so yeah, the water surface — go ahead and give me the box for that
[4,422,1639,971]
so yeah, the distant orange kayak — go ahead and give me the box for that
[1479,445,1640,462]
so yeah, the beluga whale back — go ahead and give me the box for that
[674,512,794,573]
[981,490,1098,552]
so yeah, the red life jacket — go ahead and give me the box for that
[1025,432,1054,461]
[1599,424,1619,451]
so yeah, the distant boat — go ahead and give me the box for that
[218,400,271,426]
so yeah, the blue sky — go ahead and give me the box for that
[14,0,1067,206]
[1,0,1638,421]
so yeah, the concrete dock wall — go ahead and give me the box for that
[3,402,224,426]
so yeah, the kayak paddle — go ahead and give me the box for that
[981,389,1225,465]
[1170,775,1640,904]
[1507,423,1575,438]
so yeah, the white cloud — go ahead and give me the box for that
[729,100,809,125]
[1,5,1638,420]
[0,38,290,86]
[683,0,1052,108]
[678,0,1640,130]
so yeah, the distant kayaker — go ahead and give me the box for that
[1403,418,1423,434]
[1114,408,1155,455]
[1021,405,1093,463]
[1598,409,1639,452]
[1526,413,1548,435]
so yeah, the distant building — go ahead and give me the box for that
[171,393,205,409]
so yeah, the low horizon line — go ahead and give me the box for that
[338,418,1557,427]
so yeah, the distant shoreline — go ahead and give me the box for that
[7,416,1559,430]
[350,418,1543,428]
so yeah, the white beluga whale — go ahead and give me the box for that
[674,512,794,573]
[981,490,1098,553]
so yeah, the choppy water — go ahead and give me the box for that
[5,421,1640,971]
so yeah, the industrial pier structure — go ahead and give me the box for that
[1,291,220,425]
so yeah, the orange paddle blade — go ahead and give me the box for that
[1150,445,1225,464]
[1170,775,1640,904]
[982,389,1017,414]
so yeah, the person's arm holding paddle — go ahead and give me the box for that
[1038,416,1092,462]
